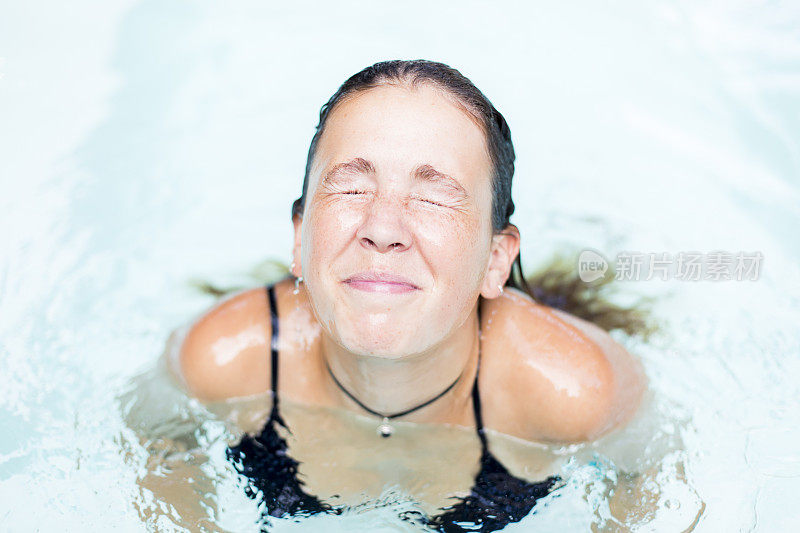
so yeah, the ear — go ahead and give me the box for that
[480,224,520,299]
[291,213,303,278]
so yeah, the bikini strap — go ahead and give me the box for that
[266,284,290,431]
[267,284,280,394]
[472,298,490,452]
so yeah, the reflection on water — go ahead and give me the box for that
[2,0,799,530]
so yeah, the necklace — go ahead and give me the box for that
[323,315,482,438]
[324,358,465,438]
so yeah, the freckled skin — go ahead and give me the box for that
[175,83,646,444]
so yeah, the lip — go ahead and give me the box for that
[342,271,420,294]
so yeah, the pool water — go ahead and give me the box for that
[1,1,799,531]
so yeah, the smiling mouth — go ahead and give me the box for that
[344,280,418,294]
[343,272,420,294]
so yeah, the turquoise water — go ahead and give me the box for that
[1,1,799,530]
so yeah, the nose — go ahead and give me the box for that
[356,194,412,253]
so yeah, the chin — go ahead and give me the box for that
[339,324,418,359]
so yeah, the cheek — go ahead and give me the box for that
[415,210,488,287]
[305,201,363,257]
[410,201,479,244]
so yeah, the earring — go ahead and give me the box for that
[293,275,303,295]
[498,284,504,295]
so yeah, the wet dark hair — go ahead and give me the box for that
[290,59,534,294]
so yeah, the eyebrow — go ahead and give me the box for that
[413,164,468,197]
[322,158,468,197]
[323,158,376,183]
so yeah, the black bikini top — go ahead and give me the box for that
[226,283,560,532]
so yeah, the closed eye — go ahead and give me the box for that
[411,195,446,207]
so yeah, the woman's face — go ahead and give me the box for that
[294,83,507,358]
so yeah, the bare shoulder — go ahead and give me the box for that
[174,285,273,402]
[479,287,646,443]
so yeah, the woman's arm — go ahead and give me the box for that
[546,306,647,439]
[483,288,647,443]
[171,288,272,402]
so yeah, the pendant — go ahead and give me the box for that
[378,416,393,438]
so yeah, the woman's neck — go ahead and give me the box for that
[319,306,481,425]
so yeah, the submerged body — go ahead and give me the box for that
[174,277,644,528]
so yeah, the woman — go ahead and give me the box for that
[174,60,645,530]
